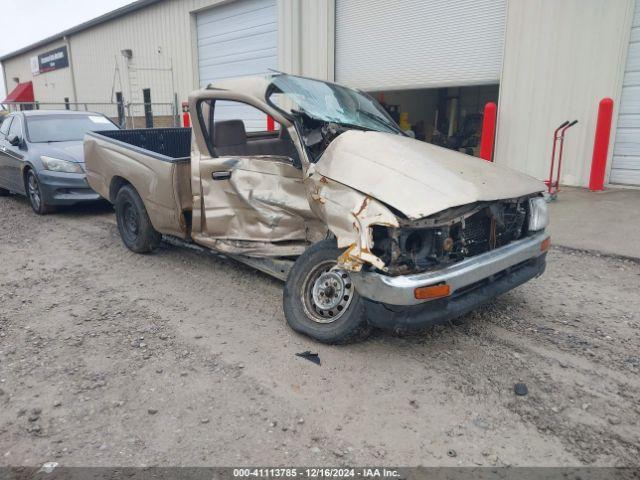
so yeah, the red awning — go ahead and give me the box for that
[3,81,34,103]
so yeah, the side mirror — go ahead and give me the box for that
[8,135,21,147]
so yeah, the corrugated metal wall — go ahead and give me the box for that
[278,0,334,81]
[69,0,227,109]
[495,0,635,187]
[2,0,330,112]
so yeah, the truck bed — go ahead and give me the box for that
[96,128,192,161]
[84,128,193,239]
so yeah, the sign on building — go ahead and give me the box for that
[35,46,69,74]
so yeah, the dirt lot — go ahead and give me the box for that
[0,195,639,467]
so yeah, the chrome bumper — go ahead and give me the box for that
[351,232,549,306]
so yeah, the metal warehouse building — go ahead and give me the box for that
[1,0,638,188]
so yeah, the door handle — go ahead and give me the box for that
[212,171,231,181]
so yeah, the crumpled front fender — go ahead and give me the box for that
[305,169,399,272]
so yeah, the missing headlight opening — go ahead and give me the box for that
[371,197,532,276]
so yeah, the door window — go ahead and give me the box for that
[199,99,298,165]
[7,116,23,141]
[0,116,12,138]
[214,100,274,133]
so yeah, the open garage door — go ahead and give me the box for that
[335,0,507,91]
[611,2,640,186]
[196,0,277,86]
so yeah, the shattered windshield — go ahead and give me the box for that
[267,74,402,134]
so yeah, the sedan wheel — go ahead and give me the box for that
[26,170,54,215]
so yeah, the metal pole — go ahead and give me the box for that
[173,93,179,127]
[126,103,133,129]
[64,36,79,103]
[170,57,178,127]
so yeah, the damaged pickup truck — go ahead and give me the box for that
[84,73,550,344]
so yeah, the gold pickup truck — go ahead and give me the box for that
[85,73,550,344]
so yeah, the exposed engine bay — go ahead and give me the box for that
[370,198,532,276]
[294,112,352,162]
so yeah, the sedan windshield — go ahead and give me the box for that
[267,74,402,134]
[26,114,118,143]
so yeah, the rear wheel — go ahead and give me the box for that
[283,239,371,344]
[26,170,54,214]
[115,184,161,253]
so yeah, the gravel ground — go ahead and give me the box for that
[0,194,639,467]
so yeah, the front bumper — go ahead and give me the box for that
[352,232,549,305]
[350,232,549,331]
[38,170,101,205]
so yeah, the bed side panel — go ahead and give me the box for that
[84,133,188,237]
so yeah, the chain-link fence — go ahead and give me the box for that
[1,101,180,129]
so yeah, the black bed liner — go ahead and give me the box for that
[92,128,191,162]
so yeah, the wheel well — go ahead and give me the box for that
[22,165,33,192]
[22,164,33,194]
[109,176,131,203]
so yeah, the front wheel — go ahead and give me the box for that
[26,170,54,214]
[283,239,371,344]
[114,184,161,253]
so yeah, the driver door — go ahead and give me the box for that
[195,99,313,249]
[2,115,27,193]
[0,115,14,190]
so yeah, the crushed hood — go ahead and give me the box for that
[314,130,545,219]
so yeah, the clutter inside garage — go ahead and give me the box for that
[371,84,499,157]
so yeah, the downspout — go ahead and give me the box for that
[64,36,78,103]
[1,61,8,108]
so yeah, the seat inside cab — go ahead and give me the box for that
[212,119,300,165]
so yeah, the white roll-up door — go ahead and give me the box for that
[611,2,640,186]
[335,0,507,91]
[196,0,277,87]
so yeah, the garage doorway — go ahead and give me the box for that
[610,0,640,186]
[370,84,499,157]
[195,0,277,87]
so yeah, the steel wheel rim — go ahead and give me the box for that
[121,202,139,240]
[27,173,41,210]
[301,260,354,324]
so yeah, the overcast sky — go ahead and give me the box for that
[0,0,132,99]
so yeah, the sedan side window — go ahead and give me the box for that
[0,116,12,138]
[7,116,23,141]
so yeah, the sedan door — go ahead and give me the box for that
[2,115,27,194]
[0,115,14,190]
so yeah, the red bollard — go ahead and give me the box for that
[267,115,275,131]
[479,102,497,161]
[588,98,614,191]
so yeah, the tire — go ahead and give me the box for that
[114,184,161,253]
[0,186,10,196]
[283,239,371,344]
[26,170,55,215]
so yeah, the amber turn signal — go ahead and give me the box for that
[540,237,551,252]
[414,283,451,300]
